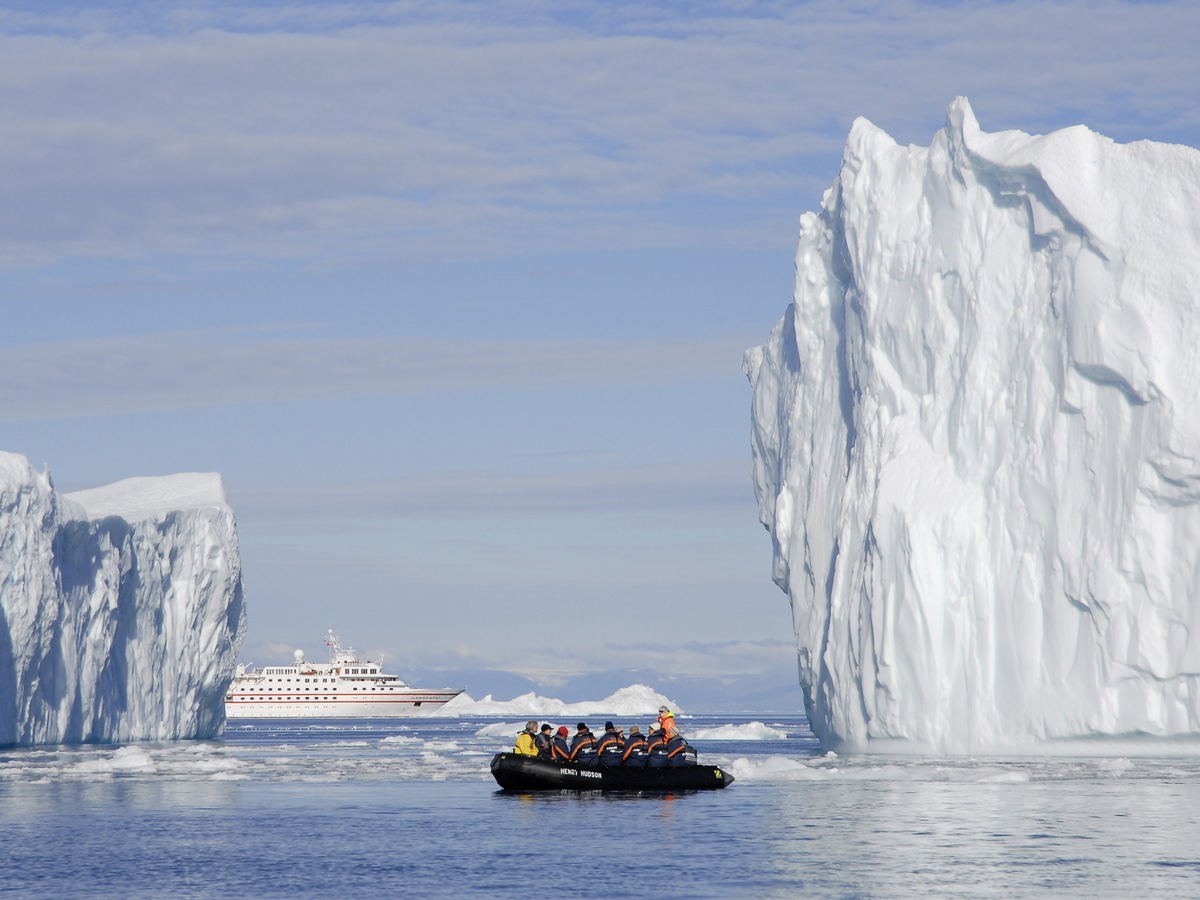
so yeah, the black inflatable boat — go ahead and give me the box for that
[490,752,734,791]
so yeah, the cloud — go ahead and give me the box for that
[0,327,747,420]
[2,1,1197,268]
[412,634,798,681]
[226,457,751,519]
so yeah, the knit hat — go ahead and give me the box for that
[576,722,588,731]
[604,721,615,730]
[557,726,569,737]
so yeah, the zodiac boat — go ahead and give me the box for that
[490,752,734,791]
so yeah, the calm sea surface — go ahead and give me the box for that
[3,714,1200,898]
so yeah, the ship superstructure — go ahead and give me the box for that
[225,630,462,718]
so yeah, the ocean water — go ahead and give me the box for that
[2,714,1200,898]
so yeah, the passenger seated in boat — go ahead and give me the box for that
[620,725,649,767]
[645,728,669,768]
[514,720,540,756]
[535,723,554,759]
[665,733,697,767]
[568,723,599,766]
[551,725,572,762]
[596,721,625,767]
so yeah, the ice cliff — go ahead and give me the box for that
[0,452,245,746]
[745,97,1200,753]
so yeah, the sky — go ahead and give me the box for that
[3,0,1200,696]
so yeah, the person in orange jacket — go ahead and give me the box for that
[656,706,681,740]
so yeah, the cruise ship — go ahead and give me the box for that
[224,631,464,718]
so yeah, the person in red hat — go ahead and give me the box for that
[550,725,572,763]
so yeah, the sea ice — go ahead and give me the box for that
[746,97,1200,753]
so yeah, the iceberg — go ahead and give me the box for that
[440,684,679,719]
[0,451,245,746]
[745,98,1200,753]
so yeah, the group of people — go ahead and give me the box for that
[513,706,697,768]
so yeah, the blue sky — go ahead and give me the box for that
[3,0,1199,691]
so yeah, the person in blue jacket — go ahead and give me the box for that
[595,721,625,766]
[568,722,598,766]
[535,723,554,759]
[666,732,695,767]
[645,728,669,768]
[550,725,572,763]
[621,725,649,766]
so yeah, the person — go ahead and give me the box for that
[665,731,696,767]
[568,722,598,766]
[534,723,554,759]
[551,725,572,763]
[514,720,540,756]
[621,725,649,766]
[645,727,669,768]
[656,705,681,740]
[595,721,625,767]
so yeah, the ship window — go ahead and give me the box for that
[414,702,421,707]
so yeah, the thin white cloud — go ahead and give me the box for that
[1,2,1197,268]
[0,327,749,420]
[225,457,751,519]
[412,634,798,681]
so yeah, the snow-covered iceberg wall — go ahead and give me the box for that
[745,97,1200,753]
[0,452,245,746]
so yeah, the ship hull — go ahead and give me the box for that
[489,752,734,791]
[225,690,461,718]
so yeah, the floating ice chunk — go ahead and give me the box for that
[688,722,788,740]
[725,755,822,781]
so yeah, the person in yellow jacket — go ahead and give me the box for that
[514,720,540,756]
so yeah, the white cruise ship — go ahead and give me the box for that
[225,630,463,718]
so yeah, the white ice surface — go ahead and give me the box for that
[439,684,680,718]
[687,722,788,740]
[0,451,245,746]
[65,473,227,521]
[8,721,1192,789]
[746,97,1200,753]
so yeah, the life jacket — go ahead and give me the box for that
[621,732,649,767]
[534,732,553,759]
[568,730,598,765]
[657,712,680,740]
[665,734,695,767]
[596,730,625,766]
[551,735,572,763]
[646,731,669,768]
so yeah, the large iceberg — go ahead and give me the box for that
[0,451,245,746]
[745,98,1200,753]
